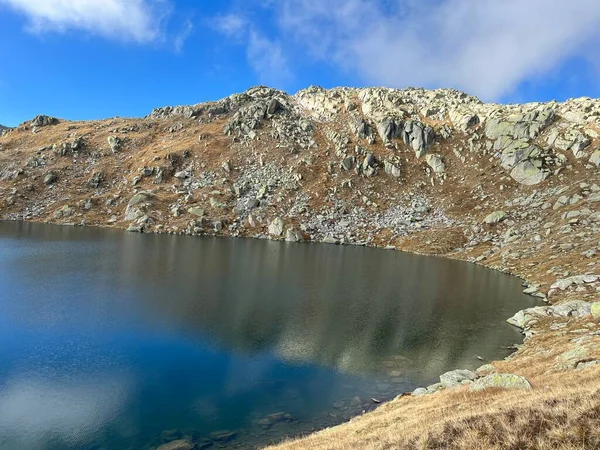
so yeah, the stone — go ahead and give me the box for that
[411,387,428,396]
[174,170,190,179]
[425,154,445,176]
[258,418,272,427]
[209,197,225,208]
[87,171,104,189]
[384,161,401,178]
[469,373,532,392]
[187,207,204,217]
[285,228,303,242]
[591,302,600,319]
[107,136,122,153]
[589,150,600,166]
[156,440,195,450]
[53,205,74,219]
[439,369,478,388]
[507,300,593,329]
[31,115,58,127]
[510,160,549,185]
[125,192,153,221]
[268,217,284,236]
[475,364,496,375]
[44,172,58,185]
[551,275,599,290]
[209,430,236,442]
[341,156,354,171]
[483,211,507,224]
[265,412,292,424]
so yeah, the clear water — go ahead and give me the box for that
[0,221,537,449]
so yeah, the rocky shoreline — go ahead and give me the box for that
[2,85,600,448]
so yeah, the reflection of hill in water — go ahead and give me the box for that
[2,222,535,378]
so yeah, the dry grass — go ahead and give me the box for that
[266,366,600,450]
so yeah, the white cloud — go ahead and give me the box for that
[213,13,247,39]
[174,18,193,53]
[273,0,600,100]
[246,30,291,87]
[213,13,292,87]
[0,0,169,43]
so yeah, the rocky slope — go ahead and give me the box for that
[1,86,600,448]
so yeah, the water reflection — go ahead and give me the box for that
[0,221,537,449]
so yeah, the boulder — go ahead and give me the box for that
[384,161,401,178]
[341,156,354,171]
[285,228,303,242]
[31,115,58,127]
[485,109,554,140]
[107,136,122,153]
[425,154,445,176]
[439,369,477,388]
[469,373,532,392]
[187,207,204,217]
[449,109,479,130]
[53,205,74,219]
[124,192,153,221]
[589,150,600,166]
[403,120,434,157]
[510,160,549,185]
[507,300,593,329]
[592,302,600,319]
[44,172,58,185]
[268,217,284,237]
[483,211,507,224]
[551,275,599,290]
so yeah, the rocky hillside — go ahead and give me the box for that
[1,86,600,447]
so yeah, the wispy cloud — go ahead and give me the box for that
[174,18,193,53]
[268,0,600,100]
[246,29,292,86]
[0,0,170,43]
[213,13,292,88]
[213,13,247,39]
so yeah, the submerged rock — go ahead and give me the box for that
[209,430,236,442]
[156,440,195,450]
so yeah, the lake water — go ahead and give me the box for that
[0,221,537,449]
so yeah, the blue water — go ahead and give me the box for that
[0,221,537,449]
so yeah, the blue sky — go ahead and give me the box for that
[1,0,600,127]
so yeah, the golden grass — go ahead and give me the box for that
[266,366,600,450]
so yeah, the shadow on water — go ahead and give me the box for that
[0,221,539,449]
